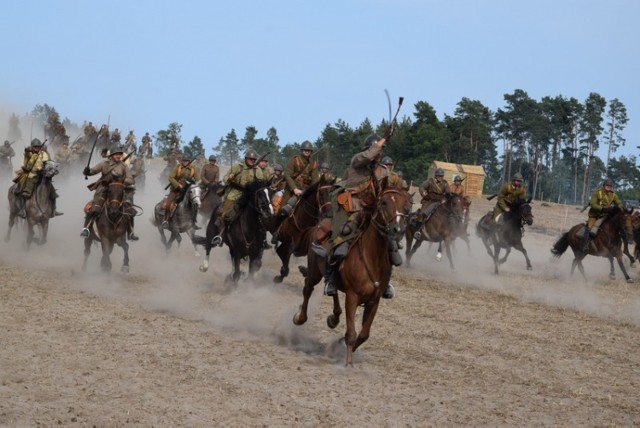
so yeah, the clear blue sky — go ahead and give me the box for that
[1,0,638,160]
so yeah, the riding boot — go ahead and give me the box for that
[582,234,591,252]
[270,231,280,245]
[52,199,64,216]
[211,217,224,247]
[388,240,403,267]
[162,208,171,229]
[382,283,396,299]
[80,212,96,237]
[16,196,26,218]
[263,239,272,250]
[127,218,139,241]
[323,262,338,296]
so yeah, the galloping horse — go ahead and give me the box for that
[476,199,534,275]
[550,206,634,283]
[153,182,201,253]
[6,160,59,249]
[293,177,411,366]
[404,192,465,271]
[82,179,134,272]
[195,180,273,284]
[272,176,334,283]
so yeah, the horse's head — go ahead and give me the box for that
[444,192,465,223]
[186,182,201,209]
[517,201,534,226]
[315,175,336,218]
[615,207,635,241]
[374,177,412,240]
[42,160,60,178]
[245,179,274,220]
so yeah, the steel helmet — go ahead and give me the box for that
[512,172,523,181]
[109,145,125,156]
[300,140,314,151]
[381,156,393,165]
[320,162,330,169]
[273,163,283,171]
[435,168,445,176]
[208,155,217,161]
[3,140,10,146]
[453,175,462,182]
[30,138,43,147]
[603,178,614,187]
[244,148,259,160]
[363,134,381,151]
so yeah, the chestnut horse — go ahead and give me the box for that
[82,179,134,273]
[550,206,634,283]
[272,176,335,283]
[404,192,465,271]
[476,199,534,275]
[293,177,411,366]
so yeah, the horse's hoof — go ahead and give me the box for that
[527,266,533,271]
[194,251,200,257]
[293,312,306,326]
[609,274,616,280]
[327,314,339,329]
[199,265,208,272]
[121,265,129,273]
[298,265,309,277]
[626,278,634,284]
[630,263,636,268]
[435,253,442,262]
[273,276,283,284]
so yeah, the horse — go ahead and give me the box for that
[550,206,634,283]
[82,179,134,272]
[476,199,534,275]
[404,192,465,271]
[292,177,411,366]
[621,210,640,267]
[194,179,273,284]
[272,176,335,283]
[6,160,59,249]
[198,182,225,226]
[152,182,202,253]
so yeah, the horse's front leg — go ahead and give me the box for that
[118,237,130,273]
[26,221,35,251]
[274,243,292,283]
[5,213,16,243]
[343,290,360,367]
[100,239,114,273]
[199,245,212,272]
[352,298,380,354]
[512,241,531,270]
[82,236,92,271]
[614,250,633,283]
[187,229,200,257]
[444,238,455,272]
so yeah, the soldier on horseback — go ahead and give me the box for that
[490,172,526,228]
[81,145,138,240]
[13,138,63,218]
[161,154,200,229]
[414,168,450,227]
[211,148,264,246]
[324,127,399,298]
[451,175,471,225]
[199,155,220,196]
[278,141,319,217]
[0,140,15,177]
[581,178,623,251]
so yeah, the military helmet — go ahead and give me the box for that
[273,163,283,171]
[3,140,9,146]
[435,168,445,176]
[603,178,614,187]
[208,155,217,161]
[300,141,314,151]
[454,175,462,182]
[512,172,523,181]
[381,156,393,165]
[363,134,381,151]
[244,148,259,160]
[109,145,125,155]
[320,162,330,170]
[30,138,43,147]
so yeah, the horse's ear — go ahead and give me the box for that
[526,197,532,204]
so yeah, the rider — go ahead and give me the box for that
[200,155,220,197]
[161,154,200,229]
[491,172,526,227]
[210,148,265,246]
[319,162,334,181]
[581,178,623,251]
[412,168,449,232]
[269,163,286,213]
[450,175,470,225]
[81,145,137,239]
[324,126,399,299]
[13,138,63,218]
[0,140,15,172]
[279,140,319,217]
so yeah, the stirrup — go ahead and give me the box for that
[382,283,395,299]
[54,211,64,216]
[161,221,169,229]
[324,281,337,297]
[80,228,90,237]
[128,232,139,241]
[211,235,223,247]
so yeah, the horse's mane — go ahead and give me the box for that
[300,180,320,201]
[237,179,270,207]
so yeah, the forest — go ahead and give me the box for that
[19,88,635,205]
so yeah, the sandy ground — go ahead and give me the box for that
[1,163,640,426]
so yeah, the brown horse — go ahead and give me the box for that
[82,179,134,273]
[293,177,411,366]
[476,199,534,275]
[404,192,465,271]
[6,160,59,250]
[272,176,335,283]
[550,206,634,283]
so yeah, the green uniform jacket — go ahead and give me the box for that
[588,188,623,218]
[283,155,319,192]
[223,161,264,203]
[168,164,199,192]
[494,182,525,216]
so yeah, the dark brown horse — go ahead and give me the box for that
[198,182,224,227]
[293,177,411,366]
[551,207,634,283]
[6,160,59,250]
[195,180,273,284]
[82,179,134,273]
[272,176,335,283]
[476,199,534,275]
[404,192,465,271]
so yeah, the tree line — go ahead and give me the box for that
[21,88,634,205]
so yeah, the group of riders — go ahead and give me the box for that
[4,120,626,291]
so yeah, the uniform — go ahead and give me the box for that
[162,161,199,226]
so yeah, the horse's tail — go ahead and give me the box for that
[551,232,570,257]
